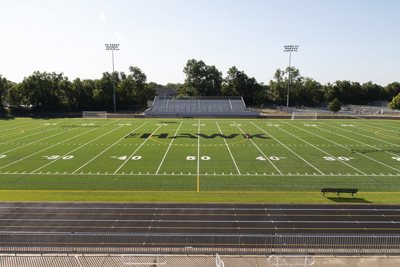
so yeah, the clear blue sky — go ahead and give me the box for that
[1,0,399,86]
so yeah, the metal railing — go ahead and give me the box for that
[0,232,399,255]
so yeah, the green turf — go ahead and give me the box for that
[0,118,399,202]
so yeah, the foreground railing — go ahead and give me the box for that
[0,232,399,255]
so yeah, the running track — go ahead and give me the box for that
[0,202,399,234]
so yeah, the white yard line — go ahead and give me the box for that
[0,120,82,154]
[72,121,148,174]
[197,120,200,176]
[280,121,367,175]
[288,122,400,173]
[155,122,183,174]
[351,121,400,135]
[113,124,163,174]
[0,123,46,139]
[0,120,110,171]
[320,122,400,157]
[0,120,44,134]
[0,125,63,145]
[250,122,324,175]
[216,122,241,175]
[31,121,122,174]
[365,121,400,132]
[321,123,400,150]
[234,122,282,175]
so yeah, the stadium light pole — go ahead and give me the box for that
[105,43,120,113]
[284,45,299,109]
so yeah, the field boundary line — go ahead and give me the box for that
[216,122,241,175]
[251,122,324,175]
[234,122,282,174]
[0,189,400,195]
[304,122,400,172]
[113,123,164,174]
[1,171,398,177]
[155,122,183,174]
[279,121,367,175]
[72,121,149,174]
[0,119,112,171]
[31,120,122,174]
[0,119,84,154]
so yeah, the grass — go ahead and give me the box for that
[0,117,399,203]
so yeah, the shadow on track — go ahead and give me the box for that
[326,197,372,203]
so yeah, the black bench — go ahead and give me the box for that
[321,188,358,197]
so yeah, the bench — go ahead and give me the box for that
[321,188,358,197]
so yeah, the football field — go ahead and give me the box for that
[0,118,399,202]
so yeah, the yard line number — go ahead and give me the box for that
[323,156,352,161]
[392,157,400,162]
[257,156,283,161]
[186,156,210,160]
[111,155,142,161]
[0,155,6,159]
[43,155,74,160]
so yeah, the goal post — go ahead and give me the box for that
[291,112,318,120]
[82,111,107,119]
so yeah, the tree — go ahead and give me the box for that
[362,82,385,103]
[0,75,12,113]
[269,67,303,106]
[268,69,287,105]
[116,67,155,110]
[12,71,70,112]
[385,82,400,100]
[128,66,155,107]
[222,66,266,105]
[329,81,364,104]
[302,78,324,106]
[182,59,222,96]
[388,93,400,110]
[93,72,120,111]
[328,98,341,113]
[70,78,96,110]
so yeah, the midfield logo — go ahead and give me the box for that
[125,133,268,139]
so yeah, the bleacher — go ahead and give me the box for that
[145,96,259,117]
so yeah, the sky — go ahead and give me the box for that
[0,0,399,86]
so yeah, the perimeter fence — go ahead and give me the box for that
[0,232,399,255]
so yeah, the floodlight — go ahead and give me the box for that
[105,43,120,112]
[283,45,299,108]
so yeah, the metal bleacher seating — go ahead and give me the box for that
[145,96,259,117]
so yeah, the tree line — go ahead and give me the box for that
[1,59,400,115]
